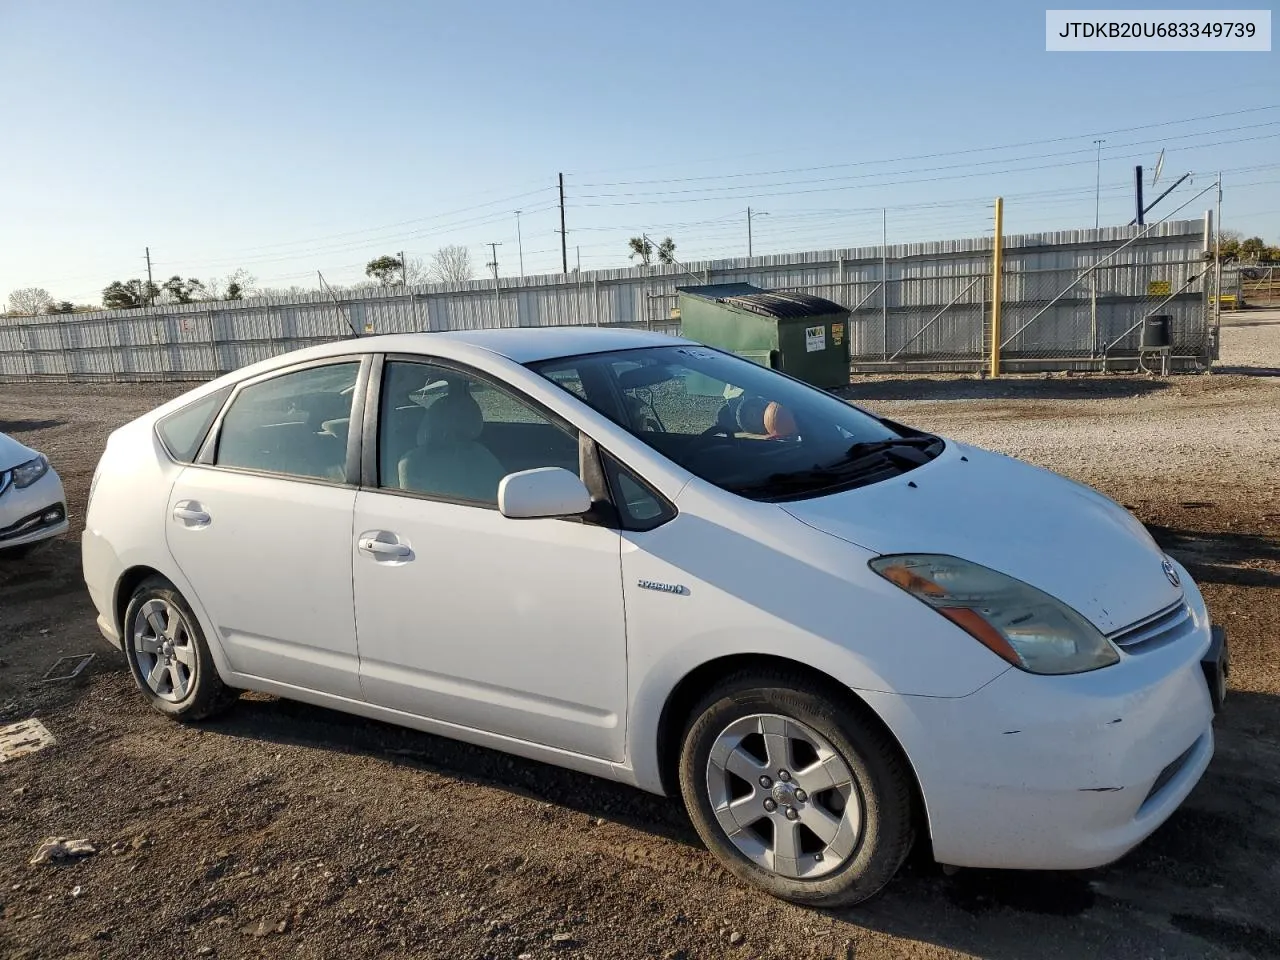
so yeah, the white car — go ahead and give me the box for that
[81,328,1228,906]
[0,432,68,556]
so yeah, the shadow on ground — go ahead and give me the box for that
[1211,364,1280,376]
[0,418,65,433]
[196,673,1280,959]
[839,377,1172,403]
[1150,524,1280,589]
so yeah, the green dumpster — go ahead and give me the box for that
[675,283,852,389]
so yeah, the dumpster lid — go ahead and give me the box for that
[677,283,847,320]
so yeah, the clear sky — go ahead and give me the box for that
[1,0,1276,306]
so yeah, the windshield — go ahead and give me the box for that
[529,345,942,501]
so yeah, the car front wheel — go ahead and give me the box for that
[123,576,237,721]
[678,669,915,906]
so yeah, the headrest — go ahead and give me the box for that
[419,390,484,445]
[298,392,349,429]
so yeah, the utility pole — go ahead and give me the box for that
[558,172,568,275]
[747,207,768,258]
[990,198,1005,378]
[145,246,154,306]
[399,250,407,286]
[1134,165,1145,226]
[515,210,525,278]
[1093,139,1105,229]
[576,246,581,273]
[486,242,502,280]
[881,209,888,361]
[1214,171,1223,337]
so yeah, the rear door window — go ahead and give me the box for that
[214,362,360,481]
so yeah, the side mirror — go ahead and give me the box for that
[498,467,591,520]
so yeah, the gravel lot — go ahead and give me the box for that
[2,311,1278,960]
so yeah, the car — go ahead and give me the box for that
[81,327,1228,907]
[0,431,69,557]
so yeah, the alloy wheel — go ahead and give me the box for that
[705,713,862,879]
[131,598,198,702]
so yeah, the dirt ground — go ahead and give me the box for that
[2,312,1278,960]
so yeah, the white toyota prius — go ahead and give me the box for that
[82,328,1228,906]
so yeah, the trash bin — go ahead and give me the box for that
[675,283,852,389]
[1140,314,1173,349]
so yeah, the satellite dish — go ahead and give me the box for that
[1152,149,1165,187]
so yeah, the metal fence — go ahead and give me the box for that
[0,219,1212,383]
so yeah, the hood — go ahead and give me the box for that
[781,441,1180,634]
[0,432,38,471]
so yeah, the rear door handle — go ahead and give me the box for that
[173,504,211,526]
[358,536,412,559]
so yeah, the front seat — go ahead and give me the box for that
[398,390,507,503]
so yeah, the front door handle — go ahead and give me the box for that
[358,536,412,559]
[173,504,211,526]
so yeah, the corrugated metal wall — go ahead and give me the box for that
[0,220,1209,382]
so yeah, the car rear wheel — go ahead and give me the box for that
[123,576,238,721]
[678,669,915,906]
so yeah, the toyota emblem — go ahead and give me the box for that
[1161,558,1180,587]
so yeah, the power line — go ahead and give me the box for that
[572,130,1280,208]
[166,202,560,270]
[221,185,556,256]
[571,103,1280,182]
[576,122,1280,201]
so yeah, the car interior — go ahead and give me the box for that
[378,366,580,504]
[215,384,354,481]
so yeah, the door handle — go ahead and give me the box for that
[358,537,411,559]
[173,505,211,525]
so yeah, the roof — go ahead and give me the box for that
[429,325,690,362]
[131,326,694,426]
[677,283,849,320]
[240,326,686,369]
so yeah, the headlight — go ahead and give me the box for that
[869,554,1119,675]
[11,454,49,488]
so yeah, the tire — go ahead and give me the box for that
[678,669,915,907]
[122,576,238,721]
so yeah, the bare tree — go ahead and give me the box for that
[204,268,257,301]
[249,284,318,299]
[404,256,431,285]
[430,245,473,283]
[6,287,54,316]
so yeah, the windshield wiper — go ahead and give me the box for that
[844,435,939,461]
[724,468,852,499]
[725,435,941,499]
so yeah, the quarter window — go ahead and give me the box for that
[214,362,359,481]
[378,361,580,505]
[603,453,673,530]
[157,386,231,463]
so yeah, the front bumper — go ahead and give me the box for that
[863,560,1220,871]
[0,468,69,549]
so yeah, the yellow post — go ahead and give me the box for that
[989,197,1004,378]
